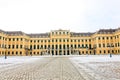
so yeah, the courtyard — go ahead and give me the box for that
[0,55,120,80]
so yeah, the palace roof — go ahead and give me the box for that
[27,33,50,38]
[96,29,117,34]
[6,31,26,36]
[71,32,94,37]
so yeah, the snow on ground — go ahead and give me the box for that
[0,56,43,68]
[70,55,120,80]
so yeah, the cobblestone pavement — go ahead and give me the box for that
[0,57,86,80]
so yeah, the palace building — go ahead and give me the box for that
[0,28,120,56]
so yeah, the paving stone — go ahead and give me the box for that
[0,57,87,80]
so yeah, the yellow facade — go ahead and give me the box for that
[0,28,120,56]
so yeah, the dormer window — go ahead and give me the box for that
[67,32,69,34]
[59,32,61,35]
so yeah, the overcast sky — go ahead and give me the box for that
[0,0,120,33]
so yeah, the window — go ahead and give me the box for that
[16,52,18,55]
[41,40,43,43]
[8,52,10,55]
[63,44,65,49]
[98,37,100,40]
[16,45,18,49]
[30,45,32,49]
[108,50,110,53]
[41,45,43,49]
[12,45,14,48]
[100,50,101,53]
[106,37,109,40]
[8,45,11,49]
[67,45,69,48]
[34,45,36,49]
[89,44,91,49]
[104,50,106,54]
[115,43,117,47]
[59,39,61,42]
[20,45,22,48]
[99,44,101,48]
[59,45,62,49]
[67,32,69,34]
[45,40,46,42]
[20,52,22,55]
[48,40,50,42]
[103,44,105,47]
[12,52,14,55]
[102,37,104,40]
[37,45,39,49]
[9,38,11,41]
[63,39,65,42]
[112,50,114,53]
[67,39,69,42]
[59,32,61,35]
[38,40,39,43]
[56,45,58,49]
[90,51,91,54]
[17,38,19,41]
[52,45,54,49]
[56,39,57,42]
[118,43,120,47]
[82,51,84,54]
[82,39,84,42]
[74,40,76,42]
[111,37,112,39]
[74,44,76,48]
[89,39,91,42]
[44,45,47,49]
[21,38,22,41]
[48,45,50,48]
[37,52,39,55]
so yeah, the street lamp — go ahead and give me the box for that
[4,46,7,59]
[24,47,28,56]
[30,48,32,56]
[86,46,89,55]
[93,44,97,55]
[107,43,114,58]
[47,47,50,55]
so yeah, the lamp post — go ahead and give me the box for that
[107,43,114,58]
[48,47,50,55]
[85,46,88,55]
[30,48,32,56]
[4,46,7,59]
[24,47,28,56]
[93,44,97,55]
